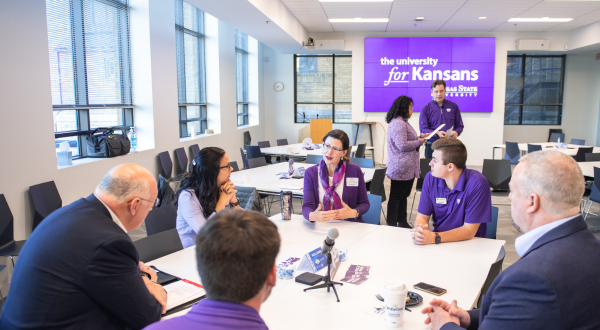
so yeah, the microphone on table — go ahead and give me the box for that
[321,228,339,254]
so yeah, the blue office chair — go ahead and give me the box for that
[527,144,542,153]
[503,141,520,164]
[549,133,565,143]
[570,139,585,146]
[486,206,499,239]
[349,157,374,169]
[363,194,382,225]
[306,154,322,164]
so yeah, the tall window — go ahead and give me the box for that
[294,55,352,123]
[46,0,133,158]
[235,30,249,127]
[504,55,565,125]
[175,0,207,138]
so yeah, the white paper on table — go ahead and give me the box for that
[164,280,206,311]
[425,124,445,140]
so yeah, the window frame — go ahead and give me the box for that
[504,54,566,126]
[235,30,249,127]
[48,0,134,158]
[175,0,207,138]
[293,54,352,124]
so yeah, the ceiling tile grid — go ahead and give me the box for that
[279,0,600,33]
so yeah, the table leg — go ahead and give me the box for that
[368,124,375,162]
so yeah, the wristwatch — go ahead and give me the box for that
[230,199,240,208]
[354,209,360,220]
[435,233,441,244]
[419,133,425,138]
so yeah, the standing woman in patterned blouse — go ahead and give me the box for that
[385,96,428,228]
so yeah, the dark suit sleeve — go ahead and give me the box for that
[475,270,560,330]
[438,309,480,330]
[302,167,318,221]
[355,169,370,217]
[81,237,162,329]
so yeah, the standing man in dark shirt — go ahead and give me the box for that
[419,80,464,159]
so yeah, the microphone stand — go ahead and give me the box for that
[303,251,343,302]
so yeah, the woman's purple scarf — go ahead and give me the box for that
[318,159,346,211]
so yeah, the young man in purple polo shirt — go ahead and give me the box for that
[411,138,491,245]
[143,209,280,330]
[419,80,464,159]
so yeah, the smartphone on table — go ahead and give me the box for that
[413,282,447,296]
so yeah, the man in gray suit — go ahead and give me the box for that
[421,150,600,330]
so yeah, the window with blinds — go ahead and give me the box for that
[235,30,249,127]
[175,0,207,138]
[46,0,134,158]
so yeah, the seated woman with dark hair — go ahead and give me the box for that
[175,147,241,248]
[302,129,370,222]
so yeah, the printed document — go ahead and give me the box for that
[164,280,206,311]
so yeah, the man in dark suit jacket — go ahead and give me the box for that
[0,164,166,330]
[422,150,600,330]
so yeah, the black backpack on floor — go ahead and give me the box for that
[86,127,131,158]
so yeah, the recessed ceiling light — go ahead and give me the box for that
[479,16,487,19]
[415,17,425,21]
[319,0,393,2]
[329,18,389,22]
[508,17,572,22]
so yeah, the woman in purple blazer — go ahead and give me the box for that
[302,130,370,222]
[386,96,428,228]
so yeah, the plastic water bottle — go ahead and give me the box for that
[129,127,137,153]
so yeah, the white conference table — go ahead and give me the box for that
[578,161,600,178]
[150,214,505,329]
[255,143,374,157]
[492,142,600,159]
[230,162,376,196]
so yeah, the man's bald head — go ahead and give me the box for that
[514,151,584,214]
[97,164,156,203]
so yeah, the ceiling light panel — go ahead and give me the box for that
[508,17,573,22]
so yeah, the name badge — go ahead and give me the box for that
[446,108,451,112]
[436,198,447,205]
[347,178,359,187]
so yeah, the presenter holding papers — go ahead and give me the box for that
[302,130,370,223]
[420,79,464,159]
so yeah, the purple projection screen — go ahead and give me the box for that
[364,38,496,112]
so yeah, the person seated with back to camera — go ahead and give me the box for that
[143,209,280,330]
[411,138,491,245]
[176,147,242,249]
[302,129,370,222]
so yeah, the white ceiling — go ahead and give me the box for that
[280,0,600,32]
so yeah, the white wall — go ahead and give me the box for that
[262,47,353,150]
[263,31,580,166]
[0,0,265,240]
[503,54,600,146]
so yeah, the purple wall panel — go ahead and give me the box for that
[364,38,496,113]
